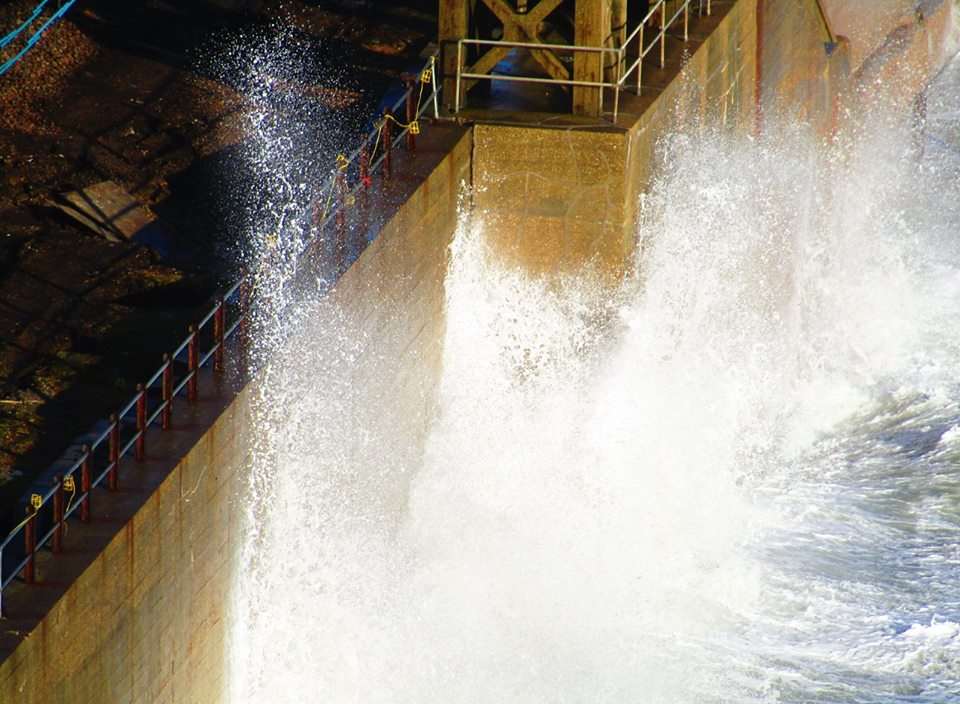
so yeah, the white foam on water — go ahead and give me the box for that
[228,55,960,704]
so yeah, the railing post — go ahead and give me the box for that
[359,147,370,188]
[108,413,119,491]
[135,383,146,461]
[430,56,440,119]
[455,41,463,112]
[80,444,91,522]
[335,171,347,272]
[162,354,173,429]
[638,24,644,94]
[188,325,198,402]
[358,147,371,252]
[52,475,64,554]
[23,506,36,584]
[613,54,621,122]
[213,300,225,374]
[404,76,417,153]
[239,276,251,375]
[661,1,667,68]
[383,109,393,179]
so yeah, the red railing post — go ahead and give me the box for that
[161,354,172,430]
[80,444,91,522]
[52,475,64,554]
[188,325,198,402]
[359,147,370,189]
[404,77,417,153]
[383,109,393,179]
[23,506,36,584]
[108,413,119,491]
[135,383,146,461]
[358,147,371,250]
[239,277,251,375]
[335,171,347,272]
[213,300,225,374]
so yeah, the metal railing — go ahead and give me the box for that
[454,0,712,121]
[0,52,442,618]
[307,55,441,272]
[455,38,621,115]
[0,279,245,616]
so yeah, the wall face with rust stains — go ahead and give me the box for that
[757,0,849,133]
[0,127,472,704]
[844,0,958,111]
[820,0,959,81]
[820,0,913,71]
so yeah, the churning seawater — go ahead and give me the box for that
[228,60,960,703]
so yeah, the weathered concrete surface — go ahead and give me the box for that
[472,124,634,277]
[315,126,473,514]
[843,0,959,111]
[0,372,248,704]
[0,124,471,704]
[821,0,959,80]
[471,0,761,278]
[624,0,760,247]
[1,0,934,700]
[756,0,849,134]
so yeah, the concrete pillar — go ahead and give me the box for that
[573,0,607,116]
[439,0,469,111]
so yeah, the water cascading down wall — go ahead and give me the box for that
[0,0,949,700]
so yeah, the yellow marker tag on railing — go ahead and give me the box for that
[64,476,76,492]
[420,67,432,84]
[30,494,42,510]
[409,121,421,135]
[336,153,349,171]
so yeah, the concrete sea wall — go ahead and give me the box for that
[471,0,848,279]
[0,126,472,704]
[0,388,251,704]
[2,0,937,700]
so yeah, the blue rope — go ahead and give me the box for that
[0,0,52,50]
[0,0,77,77]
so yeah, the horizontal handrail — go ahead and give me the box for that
[458,71,611,89]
